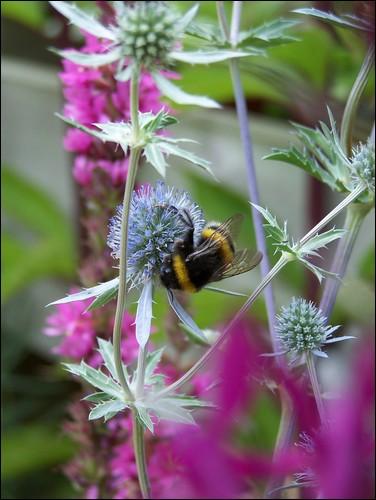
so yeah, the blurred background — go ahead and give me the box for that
[2,1,375,498]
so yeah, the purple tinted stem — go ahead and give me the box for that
[217,1,279,353]
[229,60,279,350]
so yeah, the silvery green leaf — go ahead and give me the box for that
[97,339,118,382]
[116,63,135,82]
[300,228,345,254]
[298,259,338,284]
[204,286,247,297]
[50,1,117,40]
[135,404,154,433]
[146,398,196,425]
[55,113,108,142]
[238,19,299,47]
[263,147,337,189]
[167,289,207,343]
[86,281,119,311]
[312,349,329,359]
[63,361,123,399]
[88,400,128,421]
[152,72,220,109]
[51,47,122,67]
[174,3,199,33]
[251,203,288,244]
[135,279,153,348]
[325,335,355,344]
[157,141,216,179]
[93,122,132,150]
[47,277,119,307]
[186,21,221,42]
[82,391,113,403]
[170,50,250,64]
[144,144,167,177]
[179,323,210,346]
[167,395,217,409]
[145,348,165,385]
[142,110,178,133]
[293,8,372,32]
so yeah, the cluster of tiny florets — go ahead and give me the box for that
[351,140,375,194]
[117,1,179,69]
[107,182,205,287]
[276,298,331,355]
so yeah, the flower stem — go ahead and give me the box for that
[110,69,151,497]
[217,0,279,355]
[112,70,142,399]
[158,184,366,397]
[299,183,365,246]
[157,254,290,398]
[306,352,326,424]
[132,411,151,499]
[340,44,374,156]
[265,388,296,499]
[319,201,371,319]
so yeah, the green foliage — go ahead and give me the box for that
[1,167,76,302]
[293,8,373,32]
[264,109,352,193]
[1,1,47,29]
[2,424,76,479]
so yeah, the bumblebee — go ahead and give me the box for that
[160,211,262,292]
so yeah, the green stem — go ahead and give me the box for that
[112,69,141,399]
[319,201,371,319]
[112,147,140,399]
[132,411,151,499]
[157,254,290,399]
[110,69,151,497]
[306,352,326,424]
[340,44,374,156]
[265,388,296,499]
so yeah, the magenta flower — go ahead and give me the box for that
[44,292,139,367]
[44,295,96,359]
[59,30,168,187]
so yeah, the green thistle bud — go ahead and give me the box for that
[351,140,375,194]
[276,298,345,360]
[117,1,179,69]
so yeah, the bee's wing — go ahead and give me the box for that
[187,213,244,261]
[209,249,262,282]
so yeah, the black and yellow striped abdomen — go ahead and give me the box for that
[200,225,235,265]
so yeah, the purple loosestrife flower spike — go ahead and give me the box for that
[107,181,205,288]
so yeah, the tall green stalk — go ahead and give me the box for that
[110,68,151,498]
[340,44,374,156]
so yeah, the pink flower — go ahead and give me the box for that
[44,296,96,360]
[59,29,171,187]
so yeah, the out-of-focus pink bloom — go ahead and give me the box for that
[169,320,313,499]
[44,294,139,367]
[59,30,168,187]
[44,295,96,359]
[313,337,375,499]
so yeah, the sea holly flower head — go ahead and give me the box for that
[107,181,205,288]
[351,139,375,198]
[50,1,251,108]
[116,1,180,71]
[275,298,353,360]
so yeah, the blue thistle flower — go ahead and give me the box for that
[351,140,375,195]
[107,181,205,288]
[276,298,353,360]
